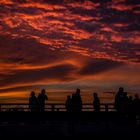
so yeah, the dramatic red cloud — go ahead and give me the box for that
[68,46,90,56]
[0,0,140,102]
[109,3,134,11]
[111,34,124,42]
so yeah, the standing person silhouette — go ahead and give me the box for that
[65,95,72,112]
[29,91,38,112]
[93,92,100,112]
[72,88,82,112]
[38,89,48,112]
[114,87,125,113]
[93,92,100,124]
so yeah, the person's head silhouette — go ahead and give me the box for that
[41,89,46,94]
[93,92,97,98]
[76,88,80,94]
[119,87,124,92]
[31,91,35,97]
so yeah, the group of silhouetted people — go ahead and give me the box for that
[115,87,140,118]
[29,89,48,112]
[29,87,140,119]
[65,89,100,112]
[29,88,101,113]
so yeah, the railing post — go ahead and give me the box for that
[51,104,55,111]
[105,104,108,112]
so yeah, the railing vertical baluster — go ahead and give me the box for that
[105,104,108,112]
[52,104,55,111]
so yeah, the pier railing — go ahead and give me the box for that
[0,103,116,112]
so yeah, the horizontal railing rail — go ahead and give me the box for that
[0,103,116,112]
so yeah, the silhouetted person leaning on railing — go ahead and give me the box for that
[38,89,48,112]
[29,91,38,112]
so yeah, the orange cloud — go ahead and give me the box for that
[0,0,13,4]
[63,28,92,40]
[20,2,66,11]
[128,35,140,44]
[67,1,100,10]
[3,16,22,28]
[113,23,128,27]
[111,34,124,42]
[110,4,133,11]
[101,27,115,32]
[68,46,90,56]
[91,52,111,59]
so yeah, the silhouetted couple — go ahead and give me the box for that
[29,89,48,112]
[65,88,82,112]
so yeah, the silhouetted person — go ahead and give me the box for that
[114,87,125,113]
[72,88,82,112]
[93,92,100,112]
[38,89,48,112]
[65,95,72,112]
[29,91,38,112]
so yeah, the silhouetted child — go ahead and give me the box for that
[65,95,72,112]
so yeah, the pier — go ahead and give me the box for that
[0,103,139,138]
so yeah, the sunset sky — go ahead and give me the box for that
[0,0,140,102]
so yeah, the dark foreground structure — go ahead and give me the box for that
[0,103,140,138]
